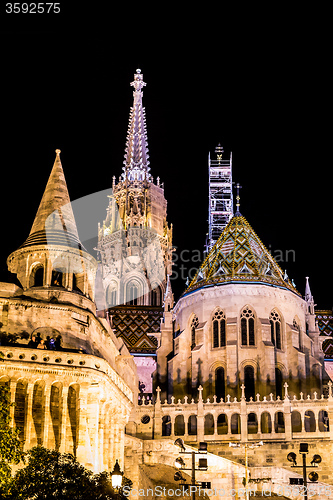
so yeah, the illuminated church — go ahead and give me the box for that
[1,70,333,498]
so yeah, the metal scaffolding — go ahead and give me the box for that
[207,144,233,251]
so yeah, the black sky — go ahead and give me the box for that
[1,9,331,308]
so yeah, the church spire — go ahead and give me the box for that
[122,69,151,182]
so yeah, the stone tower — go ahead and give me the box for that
[2,149,137,471]
[97,70,173,361]
[7,149,96,307]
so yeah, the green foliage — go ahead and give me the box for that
[7,446,132,500]
[0,384,25,496]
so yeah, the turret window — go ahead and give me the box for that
[240,306,255,346]
[270,310,281,349]
[212,309,226,348]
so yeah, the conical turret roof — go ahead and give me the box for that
[185,214,300,296]
[20,149,84,250]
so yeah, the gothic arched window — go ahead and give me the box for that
[126,282,138,305]
[244,365,255,401]
[212,309,226,348]
[240,306,255,346]
[191,315,199,350]
[270,310,282,349]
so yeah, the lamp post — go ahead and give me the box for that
[174,439,208,500]
[287,443,322,500]
[111,460,124,499]
[229,441,264,500]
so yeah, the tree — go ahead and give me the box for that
[0,383,25,497]
[9,446,132,500]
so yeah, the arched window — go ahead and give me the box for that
[106,284,117,307]
[304,410,316,432]
[215,367,225,402]
[291,410,302,432]
[260,412,272,433]
[188,415,197,435]
[162,415,171,436]
[212,309,226,348]
[248,413,258,434]
[174,415,185,436]
[240,306,255,345]
[244,365,255,401]
[318,410,329,432]
[51,270,63,287]
[191,315,199,350]
[151,288,161,306]
[126,282,138,305]
[204,413,214,435]
[231,413,241,434]
[270,310,282,349]
[217,414,228,435]
[32,266,44,287]
[275,368,283,399]
[274,411,285,433]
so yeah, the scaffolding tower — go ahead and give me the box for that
[207,144,233,251]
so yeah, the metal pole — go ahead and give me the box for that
[245,444,249,500]
[302,453,308,500]
[192,450,196,500]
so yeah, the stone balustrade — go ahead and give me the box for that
[133,382,333,442]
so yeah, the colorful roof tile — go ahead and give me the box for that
[184,214,300,296]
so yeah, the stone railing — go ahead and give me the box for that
[133,382,333,442]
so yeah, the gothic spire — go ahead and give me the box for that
[122,69,151,182]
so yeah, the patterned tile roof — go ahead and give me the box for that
[185,214,300,296]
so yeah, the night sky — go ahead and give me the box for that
[1,10,331,308]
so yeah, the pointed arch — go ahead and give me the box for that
[29,263,44,287]
[106,281,118,307]
[240,305,256,346]
[211,307,226,348]
[270,308,282,349]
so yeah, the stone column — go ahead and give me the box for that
[24,382,35,451]
[42,385,52,448]
[9,379,16,427]
[197,385,204,442]
[240,384,248,442]
[76,385,94,468]
[153,387,162,438]
[59,386,69,454]
[283,383,292,440]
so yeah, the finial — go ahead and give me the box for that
[131,69,146,92]
[55,149,61,156]
[234,183,242,215]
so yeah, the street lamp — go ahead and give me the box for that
[229,441,264,500]
[286,443,322,500]
[111,460,124,490]
[174,439,208,500]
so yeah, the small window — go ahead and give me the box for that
[240,306,255,346]
[191,315,199,350]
